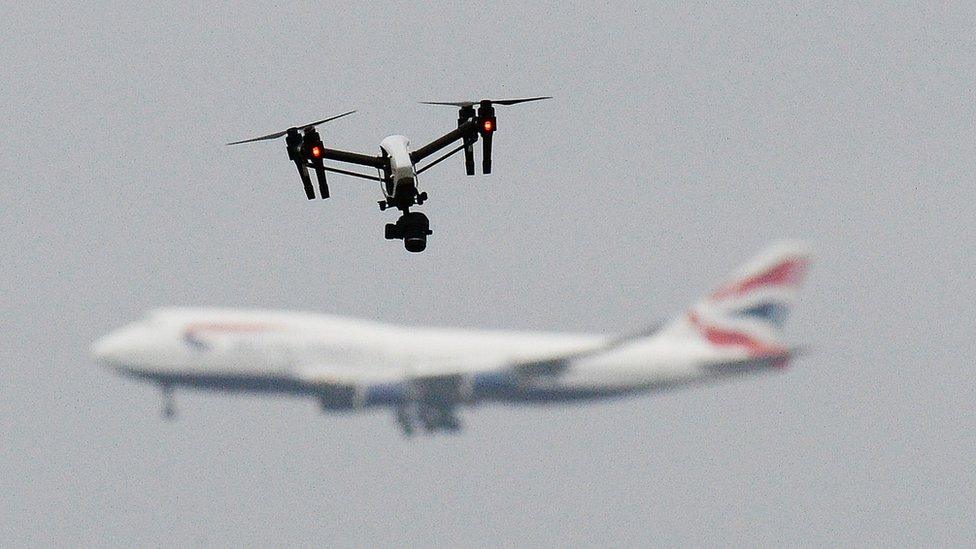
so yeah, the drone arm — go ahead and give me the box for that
[410,119,479,164]
[415,143,468,175]
[315,164,386,183]
[321,147,388,169]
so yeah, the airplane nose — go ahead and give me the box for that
[91,329,137,366]
[91,334,117,363]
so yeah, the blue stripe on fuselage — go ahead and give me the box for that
[117,368,645,408]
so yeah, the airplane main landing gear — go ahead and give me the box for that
[396,403,417,437]
[393,400,461,436]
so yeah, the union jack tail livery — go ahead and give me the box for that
[664,241,811,360]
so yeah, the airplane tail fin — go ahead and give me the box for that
[662,241,811,358]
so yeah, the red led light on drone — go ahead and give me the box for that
[482,119,494,132]
[310,145,322,158]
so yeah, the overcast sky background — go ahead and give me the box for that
[2,2,975,546]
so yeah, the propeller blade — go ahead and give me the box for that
[226,129,289,146]
[420,101,477,108]
[226,110,356,146]
[492,96,552,105]
[420,97,552,107]
[299,110,357,130]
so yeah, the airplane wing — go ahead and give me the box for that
[293,360,470,434]
[292,363,399,412]
[511,322,664,377]
[405,322,664,392]
[293,323,661,435]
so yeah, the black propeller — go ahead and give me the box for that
[226,111,355,200]
[421,97,550,175]
[421,95,552,175]
[419,96,552,108]
[225,110,356,146]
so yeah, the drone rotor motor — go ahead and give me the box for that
[303,127,329,199]
[476,100,497,174]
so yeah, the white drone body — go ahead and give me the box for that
[378,135,417,200]
[227,97,551,252]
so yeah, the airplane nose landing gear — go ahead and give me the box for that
[384,211,432,253]
[161,384,176,421]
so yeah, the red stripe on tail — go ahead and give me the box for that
[710,258,807,301]
[687,312,786,358]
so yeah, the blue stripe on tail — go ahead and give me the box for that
[735,302,789,327]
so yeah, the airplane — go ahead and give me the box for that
[91,242,810,435]
[226,97,551,253]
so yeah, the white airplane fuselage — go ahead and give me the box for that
[93,309,720,403]
[92,242,809,432]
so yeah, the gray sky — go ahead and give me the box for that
[2,2,975,546]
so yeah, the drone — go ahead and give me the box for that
[227,97,551,252]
